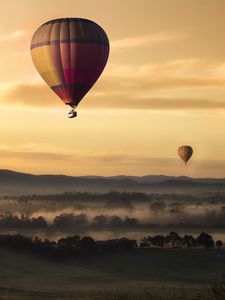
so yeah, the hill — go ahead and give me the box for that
[1,169,225,195]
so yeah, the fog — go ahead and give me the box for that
[1,192,225,241]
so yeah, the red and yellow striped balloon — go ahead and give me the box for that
[30,18,109,109]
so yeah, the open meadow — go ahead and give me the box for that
[0,247,225,299]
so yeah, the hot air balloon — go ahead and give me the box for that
[30,18,110,118]
[178,145,193,165]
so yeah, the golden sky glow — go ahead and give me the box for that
[1,0,225,177]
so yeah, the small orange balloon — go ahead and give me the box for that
[178,145,193,165]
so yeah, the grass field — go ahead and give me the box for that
[0,248,225,299]
[85,248,225,284]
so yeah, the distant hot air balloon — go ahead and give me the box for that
[30,18,110,118]
[178,145,193,165]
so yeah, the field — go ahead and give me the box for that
[0,248,225,299]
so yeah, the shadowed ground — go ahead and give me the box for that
[0,248,225,299]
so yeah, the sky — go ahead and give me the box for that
[0,0,225,177]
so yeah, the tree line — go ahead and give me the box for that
[16,191,151,203]
[2,213,225,232]
[0,232,223,262]
[0,234,137,260]
[7,191,225,204]
[0,213,141,230]
[140,232,223,249]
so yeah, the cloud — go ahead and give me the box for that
[99,59,225,90]
[1,145,225,178]
[94,75,225,95]
[2,59,225,110]
[0,144,175,166]
[0,144,220,168]
[2,84,225,111]
[0,146,175,174]
[1,144,225,178]
[84,97,225,110]
[111,32,186,50]
[0,150,70,161]
[0,82,60,107]
[93,59,225,103]
[0,145,73,162]
[0,29,27,42]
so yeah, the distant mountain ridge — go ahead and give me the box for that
[107,175,225,184]
[0,169,225,196]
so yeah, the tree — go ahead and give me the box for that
[167,232,181,248]
[140,237,150,248]
[151,235,165,248]
[196,233,214,248]
[76,236,97,256]
[181,235,196,248]
[58,235,80,248]
[216,240,223,249]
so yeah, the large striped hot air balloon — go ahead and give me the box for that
[30,18,110,118]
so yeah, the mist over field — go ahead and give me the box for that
[1,190,225,241]
[1,171,225,300]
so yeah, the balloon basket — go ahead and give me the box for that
[68,110,77,118]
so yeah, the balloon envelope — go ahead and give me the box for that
[30,18,109,108]
[178,145,193,165]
